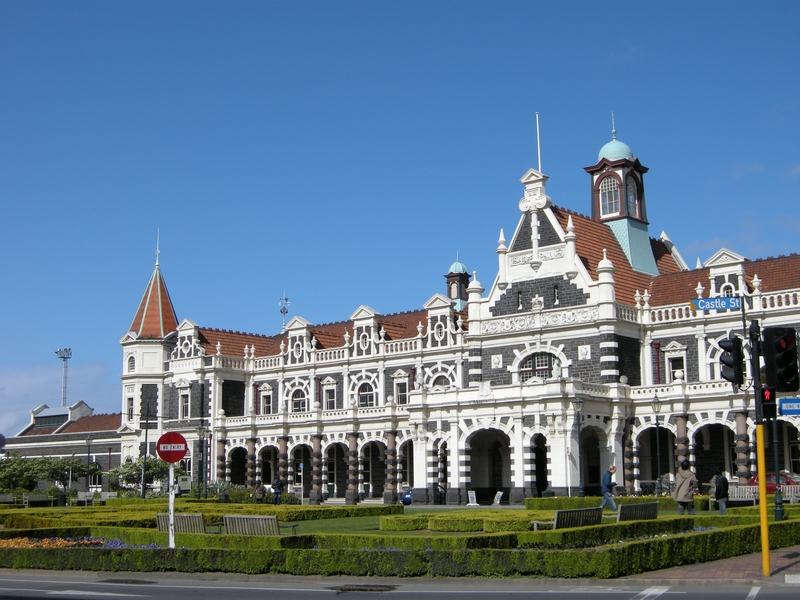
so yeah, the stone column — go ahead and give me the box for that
[735,411,751,483]
[623,418,635,496]
[216,438,226,483]
[277,436,288,481]
[346,432,359,505]
[675,414,689,465]
[310,434,323,505]
[246,438,256,487]
[383,430,398,504]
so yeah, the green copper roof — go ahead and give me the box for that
[598,127,634,161]
[448,260,468,274]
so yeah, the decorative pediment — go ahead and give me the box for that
[321,376,337,386]
[423,294,453,311]
[119,332,138,344]
[705,248,746,267]
[519,168,548,186]
[174,378,191,389]
[662,341,687,352]
[258,382,273,392]
[350,305,379,320]
[116,423,138,435]
[285,316,312,330]
[391,369,408,378]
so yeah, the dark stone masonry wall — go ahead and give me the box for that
[490,276,589,317]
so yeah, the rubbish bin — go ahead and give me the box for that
[56,492,66,507]
[327,483,335,497]
[218,492,230,503]
[363,483,371,498]
[541,489,555,498]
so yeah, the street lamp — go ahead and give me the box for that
[85,439,92,492]
[196,425,210,500]
[573,397,585,498]
[652,394,662,496]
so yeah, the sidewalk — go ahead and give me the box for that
[625,544,800,585]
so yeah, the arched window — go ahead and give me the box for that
[626,175,639,217]
[292,389,307,413]
[358,383,375,407]
[127,356,135,372]
[519,353,558,381]
[449,282,458,299]
[599,177,620,216]
[432,375,450,389]
[721,283,735,297]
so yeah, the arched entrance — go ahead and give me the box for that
[693,424,735,489]
[398,440,414,489]
[532,434,548,496]
[580,430,601,496]
[229,447,247,485]
[763,419,800,475]
[324,443,348,499]
[291,445,312,498]
[361,441,387,499]
[636,426,676,494]
[258,446,278,485]
[468,429,511,504]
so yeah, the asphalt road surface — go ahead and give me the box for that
[0,572,798,600]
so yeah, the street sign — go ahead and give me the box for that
[780,398,800,416]
[690,296,741,311]
[156,432,188,463]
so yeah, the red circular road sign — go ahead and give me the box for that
[156,432,188,463]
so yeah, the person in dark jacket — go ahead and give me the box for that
[599,465,617,511]
[714,467,729,515]
[271,476,284,505]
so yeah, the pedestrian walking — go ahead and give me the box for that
[714,467,729,515]
[252,480,266,504]
[599,465,617,512]
[272,476,284,505]
[673,459,699,515]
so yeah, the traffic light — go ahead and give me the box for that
[719,334,744,387]
[760,386,777,420]
[762,326,799,392]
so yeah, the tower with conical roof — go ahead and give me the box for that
[584,117,658,275]
[119,247,179,431]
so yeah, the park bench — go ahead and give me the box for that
[0,493,17,505]
[99,491,118,505]
[222,514,297,536]
[22,493,54,508]
[711,486,758,509]
[531,506,603,531]
[602,501,659,523]
[72,491,94,507]
[780,485,800,503]
[156,513,208,534]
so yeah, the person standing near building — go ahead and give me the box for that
[272,476,284,505]
[673,460,699,515]
[252,480,266,504]
[714,467,729,515]
[599,465,617,512]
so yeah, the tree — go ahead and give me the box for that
[108,457,182,490]
[0,453,39,491]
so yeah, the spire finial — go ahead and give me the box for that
[155,230,160,266]
[611,112,617,140]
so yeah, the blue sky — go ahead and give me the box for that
[1,1,798,438]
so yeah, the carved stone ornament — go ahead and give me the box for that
[480,307,599,334]
[509,247,564,266]
[519,187,551,212]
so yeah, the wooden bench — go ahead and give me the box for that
[222,514,297,536]
[156,513,208,534]
[531,506,603,531]
[72,491,94,507]
[711,485,758,509]
[780,485,800,503]
[603,502,659,523]
[99,491,118,505]
[0,493,17,505]
[22,493,54,508]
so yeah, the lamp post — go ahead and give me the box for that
[196,425,209,500]
[85,439,92,492]
[573,397,585,498]
[652,393,662,497]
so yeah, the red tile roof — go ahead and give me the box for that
[22,426,58,437]
[128,265,179,339]
[61,413,122,433]
[198,328,283,357]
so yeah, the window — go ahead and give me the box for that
[626,175,639,217]
[449,282,458,299]
[181,458,192,475]
[721,283,735,297]
[520,353,556,381]
[553,286,559,306]
[326,388,337,410]
[396,381,408,405]
[127,398,134,421]
[180,394,190,419]
[261,393,272,415]
[432,375,450,389]
[358,383,375,407]
[127,356,135,372]
[668,356,685,382]
[599,177,620,216]
[292,389,307,412]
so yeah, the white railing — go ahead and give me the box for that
[225,416,250,426]
[255,414,282,424]
[758,291,800,310]
[214,356,247,370]
[316,348,348,363]
[254,357,282,369]
[615,303,638,323]
[356,406,389,417]
[649,305,697,323]
[384,339,420,354]
[170,357,204,371]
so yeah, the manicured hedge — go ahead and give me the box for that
[380,510,553,533]
[2,519,798,577]
[524,495,710,511]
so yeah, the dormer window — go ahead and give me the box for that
[626,175,639,217]
[599,177,620,216]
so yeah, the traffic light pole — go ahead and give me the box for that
[749,320,771,577]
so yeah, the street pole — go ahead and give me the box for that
[653,393,662,496]
[141,404,149,499]
[749,319,771,577]
[573,397,585,498]
[772,416,785,521]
